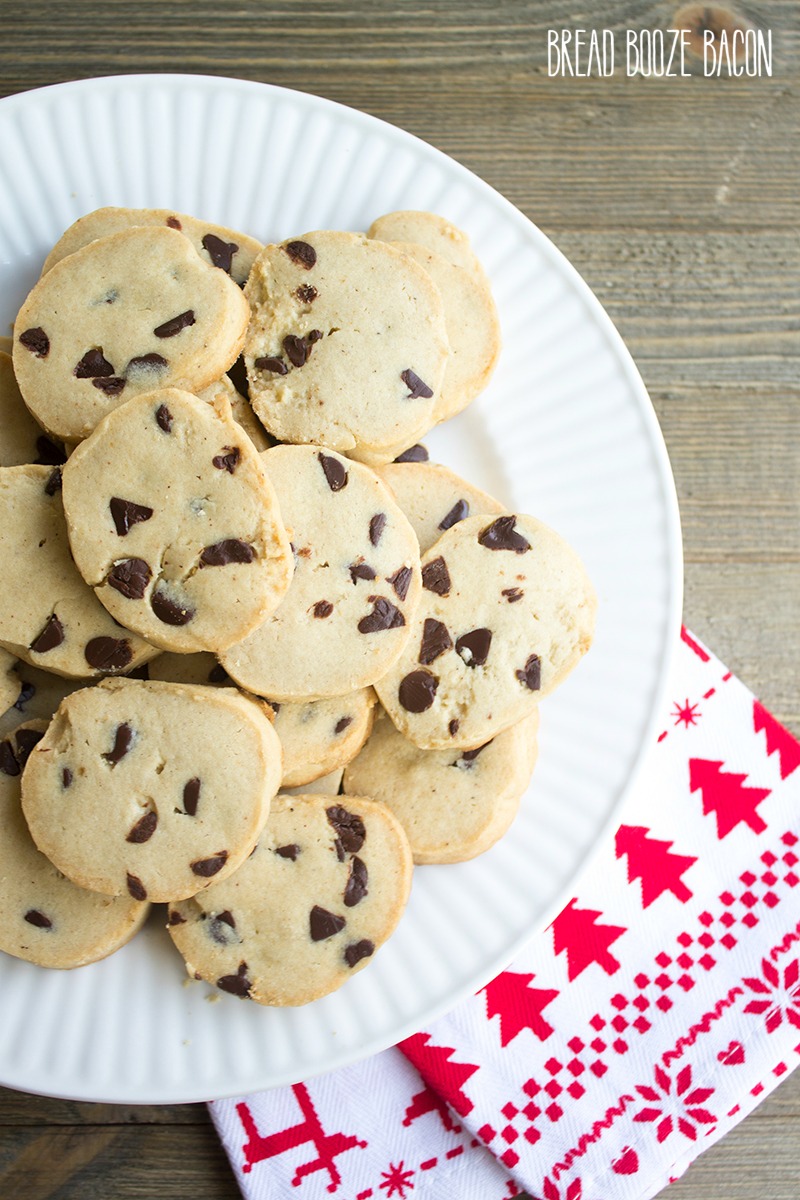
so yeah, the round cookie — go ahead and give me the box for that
[0,720,149,968]
[13,225,250,442]
[61,388,293,654]
[41,206,263,287]
[378,461,505,554]
[0,647,19,717]
[243,231,449,466]
[21,678,282,904]
[220,445,422,700]
[167,793,413,1005]
[196,375,272,451]
[375,513,596,750]
[0,351,67,468]
[343,708,539,863]
[367,211,480,274]
[0,464,158,679]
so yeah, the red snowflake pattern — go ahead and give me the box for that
[380,1161,415,1198]
[743,958,800,1033]
[633,1063,716,1142]
[672,698,701,728]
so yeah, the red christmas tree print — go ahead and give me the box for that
[481,970,559,1045]
[402,1083,460,1133]
[615,825,696,907]
[550,899,626,980]
[689,758,770,838]
[399,1033,478,1117]
[753,700,800,779]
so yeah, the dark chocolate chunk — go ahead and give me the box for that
[398,670,438,713]
[421,556,451,596]
[191,851,228,877]
[393,443,429,463]
[312,599,334,618]
[419,617,453,665]
[369,513,386,546]
[502,587,524,603]
[349,561,376,583]
[296,284,318,302]
[30,613,64,654]
[19,327,49,358]
[283,334,308,368]
[126,810,158,843]
[254,355,288,375]
[309,905,346,942]
[24,910,52,929]
[455,627,493,668]
[13,680,36,712]
[284,240,317,269]
[110,497,154,537]
[343,856,368,907]
[166,216,182,230]
[212,446,241,473]
[153,310,195,338]
[516,653,542,691]
[439,499,469,531]
[344,939,374,968]
[326,805,366,853]
[14,727,43,768]
[126,873,147,901]
[199,539,255,567]
[387,565,412,601]
[357,596,405,633]
[202,232,238,273]
[108,558,151,600]
[455,742,491,768]
[333,837,345,862]
[151,588,195,626]
[167,909,186,925]
[44,467,62,496]
[334,716,353,735]
[478,515,531,554]
[318,451,348,491]
[217,962,251,997]
[208,909,237,944]
[103,722,134,766]
[84,637,133,671]
[207,664,230,684]
[275,844,300,861]
[448,718,460,737]
[34,435,66,467]
[126,352,168,373]
[74,348,114,378]
[62,767,73,789]
[400,368,434,399]
[155,404,173,432]
[92,376,126,395]
[0,741,20,776]
[183,778,201,816]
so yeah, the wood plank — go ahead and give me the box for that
[0,1087,203,1126]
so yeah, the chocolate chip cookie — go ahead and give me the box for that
[378,461,505,553]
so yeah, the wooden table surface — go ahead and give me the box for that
[0,2,798,1196]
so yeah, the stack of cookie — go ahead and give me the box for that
[0,206,596,1006]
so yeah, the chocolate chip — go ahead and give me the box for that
[155,404,173,432]
[333,838,345,862]
[208,910,237,944]
[387,565,412,601]
[126,810,158,843]
[456,742,491,766]
[103,722,134,766]
[167,909,186,925]
[24,910,52,929]
[421,557,451,596]
[217,962,251,997]
[34,435,66,466]
[283,330,323,368]
[153,310,195,338]
[334,716,353,735]
[202,232,238,273]
[166,216,182,230]
[516,653,542,691]
[13,681,35,712]
[126,352,168,373]
[313,600,334,618]
[478,515,531,554]
[30,614,64,654]
[439,499,469,531]
[199,539,255,567]
[357,596,405,633]
[275,844,300,861]
[502,587,524,603]
[127,873,147,901]
[448,719,460,737]
[296,284,318,302]
[14,727,43,768]
[62,767,73,789]
[419,618,453,665]
[344,939,374,968]
[393,443,429,463]
[44,467,62,496]
[108,558,151,600]
[284,240,317,269]
[309,905,346,941]
[183,778,201,816]
[254,356,288,375]
[0,741,20,776]
[343,856,368,907]
[369,513,387,546]
[92,376,126,395]
[207,664,230,684]
[84,637,133,671]
[318,452,348,491]
[400,368,434,399]
[455,627,492,668]
[19,327,49,357]
[326,805,366,853]
[110,497,154,537]
[399,670,438,713]
[151,588,195,626]
[191,851,228,877]
[349,561,376,583]
[212,446,240,473]
[74,348,114,378]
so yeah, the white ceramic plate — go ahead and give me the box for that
[0,74,682,1103]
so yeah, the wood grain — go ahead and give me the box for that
[0,1,797,1196]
